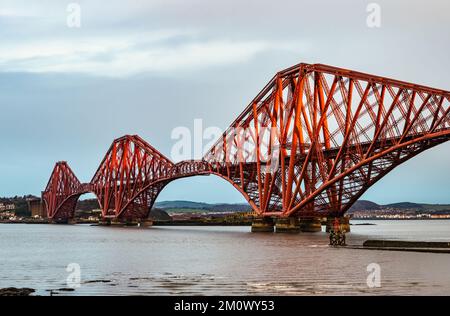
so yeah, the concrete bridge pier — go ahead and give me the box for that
[67,218,77,225]
[252,216,324,233]
[299,217,323,232]
[108,218,139,226]
[98,218,111,226]
[275,217,300,233]
[139,219,153,227]
[251,217,274,232]
[49,218,76,224]
[99,217,148,227]
[123,218,140,226]
[325,217,350,233]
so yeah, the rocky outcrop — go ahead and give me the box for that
[0,287,35,296]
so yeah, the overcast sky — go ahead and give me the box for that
[0,0,449,204]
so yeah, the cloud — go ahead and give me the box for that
[0,8,37,17]
[0,30,308,77]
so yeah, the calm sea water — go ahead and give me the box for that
[1,220,450,296]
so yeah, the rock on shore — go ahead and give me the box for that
[0,288,35,296]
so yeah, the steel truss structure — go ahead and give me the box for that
[42,63,450,221]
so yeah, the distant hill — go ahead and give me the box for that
[419,204,450,211]
[348,200,381,212]
[209,203,251,212]
[383,202,425,209]
[76,199,100,211]
[154,200,251,212]
[63,198,248,214]
[67,198,450,214]
[383,202,450,211]
[3,195,450,217]
[154,200,210,209]
[347,200,450,214]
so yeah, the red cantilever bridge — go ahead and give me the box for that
[43,62,450,230]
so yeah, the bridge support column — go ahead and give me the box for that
[275,217,300,233]
[139,219,153,228]
[251,217,274,233]
[67,218,77,225]
[105,218,142,226]
[49,218,71,224]
[98,218,111,226]
[325,217,350,233]
[124,218,139,226]
[110,219,125,226]
[109,218,133,226]
[299,217,322,232]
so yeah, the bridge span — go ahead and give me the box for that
[42,62,450,232]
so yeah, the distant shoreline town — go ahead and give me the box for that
[347,200,450,220]
[1,196,450,223]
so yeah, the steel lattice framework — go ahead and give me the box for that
[42,162,91,219]
[42,63,450,221]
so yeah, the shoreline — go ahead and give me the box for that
[350,218,450,221]
[2,218,450,226]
